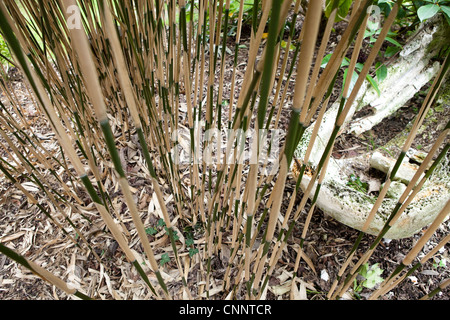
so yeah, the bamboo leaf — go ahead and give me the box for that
[376,62,388,82]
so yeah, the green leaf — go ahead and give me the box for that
[359,262,369,277]
[385,36,402,48]
[342,69,359,96]
[160,253,170,265]
[281,40,295,51]
[445,12,450,25]
[186,237,194,246]
[385,46,401,58]
[165,226,179,241]
[325,0,352,22]
[355,62,364,73]
[321,54,349,69]
[189,248,199,257]
[361,263,384,289]
[321,53,332,68]
[341,57,350,67]
[347,174,369,193]
[440,6,450,19]
[364,27,379,39]
[145,227,157,235]
[417,4,440,21]
[366,74,381,96]
[376,63,388,82]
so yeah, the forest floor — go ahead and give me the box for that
[0,12,449,300]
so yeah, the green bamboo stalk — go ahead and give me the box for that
[420,279,450,300]
[328,54,449,299]
[256,0,283,131]
[0,243,92,300]
[3,0,448,302]
[228,0,245,120]
[306,0,375,122]
[333,140,449,299]
[58,0,170,298]
[1,1,165,298]
[330,54,449,299]
[101,0,191,298]
[370,233,450,299]
[250,0,323,296]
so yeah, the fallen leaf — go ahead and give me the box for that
[367,178,381,194]
[270,281,291,296]
[0,231,26,243]
[321,269,329,282]
[421,270,439,276]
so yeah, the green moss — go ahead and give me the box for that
[436,76,450,107]
[426,16,450,59]
[294,128,313,160]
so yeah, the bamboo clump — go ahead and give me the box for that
[0,0,448,300]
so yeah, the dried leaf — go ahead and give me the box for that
[0,231,26,243]
[270,281,291,296]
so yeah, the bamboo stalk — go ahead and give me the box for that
[59,0,170,298]
[249,0,323,296]
[333,139,449,299]
[370,234,450,299]
[2,0,448,301]
[420,278,450,300]
[0,243,92,300]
